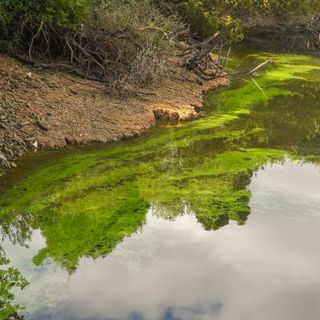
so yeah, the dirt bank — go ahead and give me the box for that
[0,55,228,170]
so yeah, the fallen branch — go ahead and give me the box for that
[248,58,273,74]
[11,53,106,82]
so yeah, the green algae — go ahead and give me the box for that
[0,147,294,273]
[2,51,320,315]
[0,146,286,271]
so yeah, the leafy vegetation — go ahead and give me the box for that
[163,0,320,44]
[0,0,94,37]
[0,248,28,319]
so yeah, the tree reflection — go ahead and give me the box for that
[0,213,32,319]
[0,246,28,319]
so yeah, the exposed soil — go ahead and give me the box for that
[0,55,228,170]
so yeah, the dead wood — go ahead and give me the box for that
[181,33,272,82]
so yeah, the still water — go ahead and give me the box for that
[2,51,320,319]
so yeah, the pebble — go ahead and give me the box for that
[0,154,10,168]
[37,120,49,131]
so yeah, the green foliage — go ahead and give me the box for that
[45,0,94,28]
[182,0,244,42]
[0,0,94,38]
[195,0,319,18]
[0,249,28,319]
[167,0,320,41]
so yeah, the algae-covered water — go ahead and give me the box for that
[2,51,320,320]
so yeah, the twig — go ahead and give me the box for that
[227,58,273,77]
[249,75,266,97]
[138,26,169,39]
[223,47,231,69]
[65,37,74,64]
[248,58,273,74]
[187,32,220,50]
[29,21,44,60]
[215,43,223,75]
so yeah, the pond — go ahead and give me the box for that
[2,51,320,320]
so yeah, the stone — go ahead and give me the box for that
[37,120,49,131]
[170,112,180,121]
[25,137,36,142]
[20,121,30,127]
[11,162,17,168]
[0,154,10,168]
[192,104,203,113]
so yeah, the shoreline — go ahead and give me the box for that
[0,55,229,171]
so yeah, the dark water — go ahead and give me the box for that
[2,52,320,320]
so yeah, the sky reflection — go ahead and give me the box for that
[4,159,320,320]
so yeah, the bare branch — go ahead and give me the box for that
[29,20,44,60]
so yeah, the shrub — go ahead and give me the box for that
[0,0,182,93]
[183,0,244,42]
[164,0,320,42]
[0,0,94,32]
[83,0,183,92]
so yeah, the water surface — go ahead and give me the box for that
[2,52,320,319]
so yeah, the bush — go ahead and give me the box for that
[83,0,182,92]
[165,0,320,42]
[0,0,94,54]
[0,0,182,93]
[183,0,244,42]
[0,0,93,32]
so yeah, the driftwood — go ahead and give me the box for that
[182,32,225,80]
[182,33,273,81]
[229,58,273,78]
